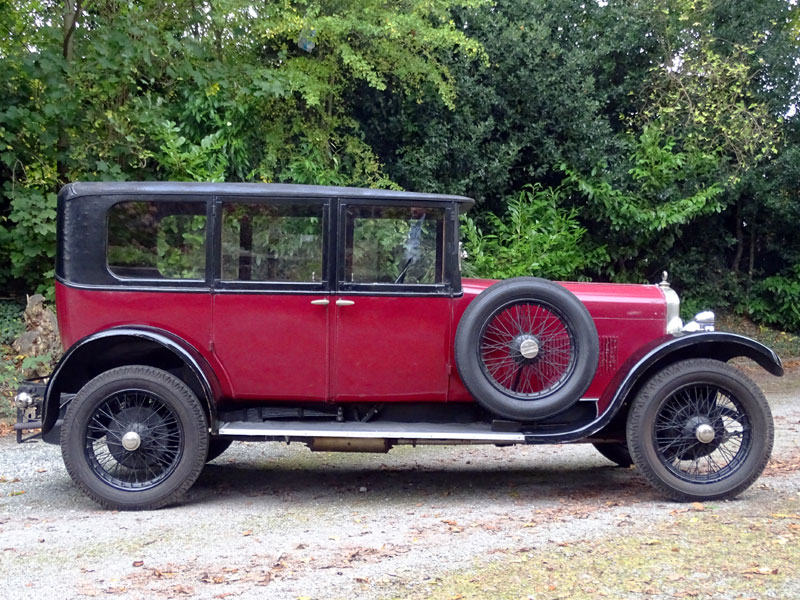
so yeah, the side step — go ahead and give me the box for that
[217,420,528,444]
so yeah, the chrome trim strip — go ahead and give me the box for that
[217,420,528,442]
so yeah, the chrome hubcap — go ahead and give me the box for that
[519,338,540,359]
[121,431,142,451]
[695,423,715,444]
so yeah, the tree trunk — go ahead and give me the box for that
[732,197,744,274]
[57,0,83,183]
[748,220,756,285]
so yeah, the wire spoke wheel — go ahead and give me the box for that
[455,277,598,421]
[61,365,209,510]
[85,389,184,490]
[627,359,774,502]
[653,384,751,484]
[479,300,576,399]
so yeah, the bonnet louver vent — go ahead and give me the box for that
[598,336,618,375]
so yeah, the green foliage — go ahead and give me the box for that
[637,0,783,175]
[0,301,25,346]
[154,122,228,182]
[359,0,624,208]
[562,125,724,282]
[20,353,52,374]
[748,265,800,333]
[156,215,207,279]
[462,184,606,280]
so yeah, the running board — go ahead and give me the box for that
[217,420,528,444]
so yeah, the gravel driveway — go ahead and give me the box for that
[2,365,799,600]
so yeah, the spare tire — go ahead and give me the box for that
[454,277,599,421]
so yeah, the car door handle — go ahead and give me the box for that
[310,299,330,306]
[335,299,355,306]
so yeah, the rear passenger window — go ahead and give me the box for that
[107,201,207,280]
[221,203,324,282]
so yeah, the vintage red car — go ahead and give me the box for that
[15,182,782,510]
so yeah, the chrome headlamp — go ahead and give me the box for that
[14,391,34,409]
[683,311,715,333]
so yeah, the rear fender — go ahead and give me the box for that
[42,327,221,442]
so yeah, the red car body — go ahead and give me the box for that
[56,279,666,414]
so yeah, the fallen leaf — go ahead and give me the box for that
[132,561,144,568]
[741,566,779,575]
[170,585,195,595]
[76,584,99,597]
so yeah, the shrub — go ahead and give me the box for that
[461,184,606,281]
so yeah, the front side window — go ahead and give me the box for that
[343,205,445,286]
[107,201,207,280]
[221,202,324,283]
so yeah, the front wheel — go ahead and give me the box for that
[626,359,773,501]
[61,365,209,510]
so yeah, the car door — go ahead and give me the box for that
[212,197,331,400]
[331,201,454,402]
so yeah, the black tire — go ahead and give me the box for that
[454,277,599,420]
[206,438,233,462]
[593,442,634,468]
[60,365,209,510]
[626,359,773,502]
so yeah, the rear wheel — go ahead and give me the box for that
[61,365,209,510]
[627,359,773,501]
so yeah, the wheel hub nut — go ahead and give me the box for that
[695,423,715,444]
[519,338,540,359]
[121,431,142,451]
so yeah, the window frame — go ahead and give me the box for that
[104,195,212,288]
[212,196,331,293]
[335,199,456,296]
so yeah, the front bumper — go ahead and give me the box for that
[14,381,45,443]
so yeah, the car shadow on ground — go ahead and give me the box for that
[189,452,656,507]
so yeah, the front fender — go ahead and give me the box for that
[525,332,782,443]
[42,327,222,440]
[600,331,782,417]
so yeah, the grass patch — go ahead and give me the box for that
[387,495,800,600]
